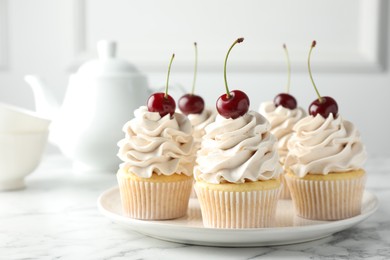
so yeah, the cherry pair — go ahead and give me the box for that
[148,44,205,118]
[274,41,338,118]
[178,40,249,119]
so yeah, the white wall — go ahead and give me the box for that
[0,0,389,157]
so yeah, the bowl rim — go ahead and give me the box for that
[0,130,50,136]
[0,102,51,122]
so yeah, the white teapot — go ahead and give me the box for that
[25,40,151,171]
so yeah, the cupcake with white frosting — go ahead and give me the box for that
[194,111,282,228]
[177,42,217,198]
[258,43,307,199]
[193,37,282,228]
[117,106,194,220]
[284,114,367,220]
[259,101,306,198]
[185,108,217,198]
[284,40,368,221]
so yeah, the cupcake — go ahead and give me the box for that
[184,108,217,198]
[193,37,281,228]
[194,111,282,228]
[284,40,368,221]
[285,113,367,220]
[117,105,195,220]
[259,100,306,199]
[177,42,218,198]
[259,44,307,199]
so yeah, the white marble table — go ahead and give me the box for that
[0,153,389,260]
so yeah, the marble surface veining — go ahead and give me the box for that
[0,154,389,260]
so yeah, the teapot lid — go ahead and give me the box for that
[76,40,140,77]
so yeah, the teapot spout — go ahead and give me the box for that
[24,75,60,120]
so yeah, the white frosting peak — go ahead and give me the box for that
[259,101,306,163]
[285,114,367,177]
[187,108,217,149]
[194,111,282,184]
[117,106,194,178]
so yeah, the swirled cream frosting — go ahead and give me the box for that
[259,101,306,163]
[117,106,194,178]
[194,111,282,184]
[187,108,217,149]
[285,114,367,178]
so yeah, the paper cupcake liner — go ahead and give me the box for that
[194,184,280,228]
[285,174,366,220]
[279,173,291,199]
[117,175,193,220]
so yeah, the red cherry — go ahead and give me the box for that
[178,94,205,115]
[147,53,176,117]
[216,90,249,119]
[307,41,338,118]
[309,96,338,118]
[274,93,297,110]
[178,42,205,115]
[147,93,176,117]
[217,38,248,119]
[274,44,297,110]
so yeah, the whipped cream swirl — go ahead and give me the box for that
[187,108,217,149]
[259,101,306,163]
[117,106,194,178]
[285,114,367,177]
[194,111,282,184]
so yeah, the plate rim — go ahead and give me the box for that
[97,186,379,245]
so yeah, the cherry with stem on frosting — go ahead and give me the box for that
[307,41,338,118]
[178,42,205,115]
[273,43,297,110]
[216,37,249,119]
[147,53,176,117]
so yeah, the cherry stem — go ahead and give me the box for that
[308,41,322,103]
[224,38,244,98]
[191,42,198,95]
[165,53,175,98]
[283,44,291,94]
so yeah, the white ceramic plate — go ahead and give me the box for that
[97,187,378,247]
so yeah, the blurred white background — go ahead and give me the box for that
[0,0,389,157]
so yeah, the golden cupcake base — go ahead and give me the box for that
[285,169,366,221]
[117,170,193,220]
[194,179,281,228]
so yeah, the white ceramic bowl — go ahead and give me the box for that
[0,103,51,132]
[0,131,49,191]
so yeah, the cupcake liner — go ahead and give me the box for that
[279,173,291,199]
[194,183,280,228]
[285,173,366,220]
[117,175,193,220]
